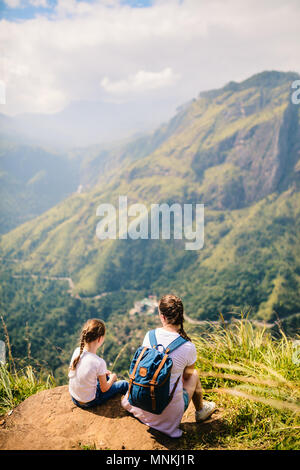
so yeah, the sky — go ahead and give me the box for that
[0,0,299,144]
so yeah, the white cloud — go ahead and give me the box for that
[4,0,49,7]
[101,67,179,95]
[4,0,22,7]
[29,0,49,7]
[0,0,299,116]
[54,0,94,17]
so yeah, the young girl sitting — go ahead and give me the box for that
[69,318,128,408]
[121,294,216,438]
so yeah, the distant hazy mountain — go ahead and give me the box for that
[0,112,179,234]
[0,95,179,148]
[1,71,299,324]
[0,140,83,234]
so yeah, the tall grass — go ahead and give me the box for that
[0,364,55,415]
[192,318,300,449]
[0,314,55,415]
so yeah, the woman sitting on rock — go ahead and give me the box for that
[68,318,128,408]
[121,294,216,438]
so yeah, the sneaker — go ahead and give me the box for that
[195,401,216,422]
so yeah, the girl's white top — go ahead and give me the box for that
[121,327,197,438]
[68,347,107,402]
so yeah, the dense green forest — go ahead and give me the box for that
[0,261,298,383]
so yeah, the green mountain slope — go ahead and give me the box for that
[1,71,299,325]
[0,142,81,234]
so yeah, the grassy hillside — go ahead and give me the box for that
[189,319,300,450]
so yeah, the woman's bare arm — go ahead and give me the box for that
[182,362,196,381]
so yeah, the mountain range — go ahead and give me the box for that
[0,70,299,378]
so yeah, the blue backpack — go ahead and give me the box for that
[127,329,187,414]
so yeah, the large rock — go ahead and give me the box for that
[0,385,222,450]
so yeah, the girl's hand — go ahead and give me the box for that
[99,372,117,392]
[110,372,117,383]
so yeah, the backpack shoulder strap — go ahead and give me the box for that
[166,335,187,353]
[149,329,158,348]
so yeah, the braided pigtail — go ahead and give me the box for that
[70,318,106,370]
[71,330,86,370]
[178,320,191,342]
[158,294,192,342]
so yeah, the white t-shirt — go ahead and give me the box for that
[68,347,107,403]
[121,328,197,438]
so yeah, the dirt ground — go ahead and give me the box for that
[0,385,223,450]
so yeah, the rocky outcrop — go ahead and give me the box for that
[0,386,222,450]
